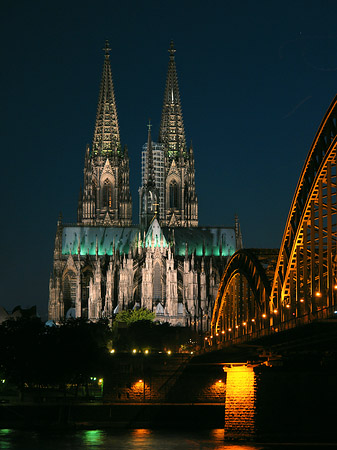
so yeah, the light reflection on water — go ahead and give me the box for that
[0,428,333,450]
[0,428,259,450]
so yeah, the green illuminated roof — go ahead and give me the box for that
[61,224,236,257]
[62,226,139,256]
[162,226,236,257]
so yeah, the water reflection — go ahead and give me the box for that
[0,428,330,449]
[82,429,103,446]
[0,428,264,449]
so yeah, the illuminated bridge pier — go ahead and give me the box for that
[211,94,337,347]
[223,363,257,440]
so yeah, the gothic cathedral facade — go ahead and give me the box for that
[49,42,242,331]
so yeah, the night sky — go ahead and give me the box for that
[2,0,337,318]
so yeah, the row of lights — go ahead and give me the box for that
[208,288,337,341]
[110,349,173,356]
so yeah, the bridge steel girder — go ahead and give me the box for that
[210,97,337,348]
[270,96,337,324]
[210,249,274,342]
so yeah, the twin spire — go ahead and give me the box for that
[93,40,186,157]
[92,40,120,154]
[159,40,186,156]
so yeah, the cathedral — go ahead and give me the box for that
[48,41,242,331]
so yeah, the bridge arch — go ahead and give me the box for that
[211,249,277,342]
[271,96,337,323]
[211,95,337,345]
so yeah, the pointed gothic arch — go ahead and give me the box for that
[153,261,162,301]
[81,267,93,319]
[92,179,97,203]
[169,180,179,208]
[62,270,77,315]
[102,178,113,208]
[184,182,189,217]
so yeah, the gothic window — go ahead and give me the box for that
[63,271,77,314]
[143,191,155,213]
[81,269,93,319]
[92,180,97,203]
[147,192,153,212]
[153,262,162,300]
[169,180,179,208]
[184,184,189,215]
[102,179,112,208]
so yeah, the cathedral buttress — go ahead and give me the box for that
[78,41,132,226]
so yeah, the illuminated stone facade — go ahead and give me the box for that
[48,42,242,331]
[77,42,132,227]
[139,42,198,229]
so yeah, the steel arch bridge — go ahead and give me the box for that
[211,96,337,345]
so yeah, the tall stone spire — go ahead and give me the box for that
[92,40,120,154]
[78,42,132,226]
[159,41,186,157]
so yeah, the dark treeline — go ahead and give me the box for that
[0,318,111,397]
[0,314,198,398]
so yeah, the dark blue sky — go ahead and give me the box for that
[2,0,337,317]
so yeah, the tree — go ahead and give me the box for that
[114,308,155,324]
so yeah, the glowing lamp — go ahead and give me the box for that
[167,350,172,355]
[243,322,247,326]
[228,328,232,332]
[334,285,337,290]
[132,349,137,354]
[221,330,225,334]
[262,313,267,318]
[273,309,278,314]
[138,379,143,383]
[286,304,290,308]
[144,349,149,354]
[315,292,322,297]
[300,298,304,303]
[251,319,255,322]
[235,325,239,329]
[216,333,219,336]
[110,349,115,354]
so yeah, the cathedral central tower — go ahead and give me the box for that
[77,41,132,226]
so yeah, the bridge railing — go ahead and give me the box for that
[206,304,337,351]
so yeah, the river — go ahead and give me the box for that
[0,429,335,450]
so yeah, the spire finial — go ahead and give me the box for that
[169,40,176,59]
[104,40,111,57]
[147,119,152,132]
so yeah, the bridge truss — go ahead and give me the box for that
[211,96,337,344]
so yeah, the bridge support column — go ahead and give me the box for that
[223,363,256,440]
